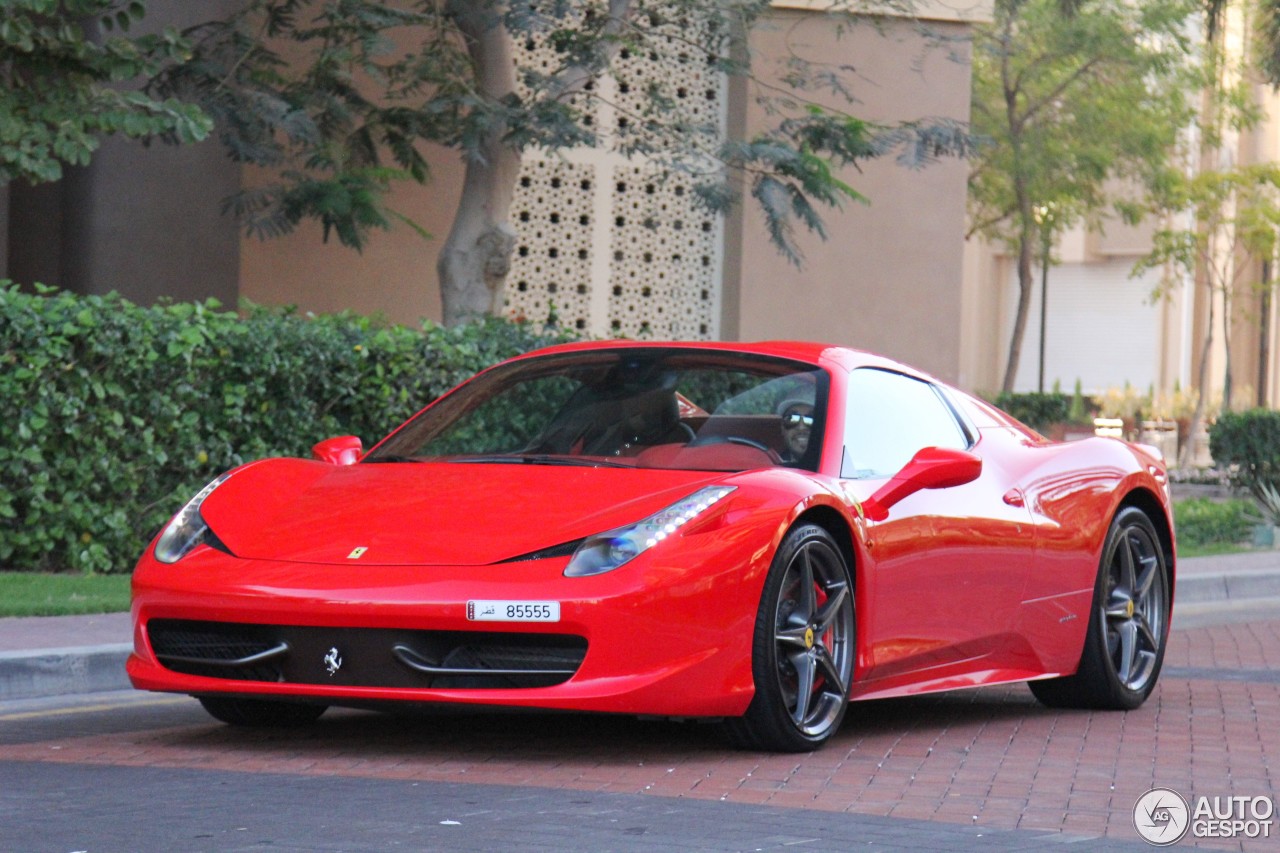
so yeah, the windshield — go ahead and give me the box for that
[366,348,829,472]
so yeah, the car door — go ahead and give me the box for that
[839,368,1035,685]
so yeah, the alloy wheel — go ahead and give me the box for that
[770,538,855,737]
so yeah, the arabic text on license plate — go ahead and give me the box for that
[467,601,560,622]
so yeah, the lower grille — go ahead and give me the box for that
[147,619,587,689]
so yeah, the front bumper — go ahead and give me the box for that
[128,537,768,718]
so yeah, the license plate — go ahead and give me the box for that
[467,600,560,622]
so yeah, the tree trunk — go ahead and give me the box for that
[437,3,522,327]
[436,142,521,326]
[435,0,635,326]
[1180,281,1215,468]
[1221,277,1234,409]
[999,11,1034,395]
[1001,184,1036,393]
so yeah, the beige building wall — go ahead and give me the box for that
[726,10,977,384]
[239,145,466,325]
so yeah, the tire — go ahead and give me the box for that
[724,524,855,752]
[198,695,328,728]
[1030,507,1170,710]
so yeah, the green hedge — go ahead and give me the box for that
[1210,409,1280,499]
[992,391,1072,431]
[0,283,573,572]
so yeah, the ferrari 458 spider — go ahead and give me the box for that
[128,341,1175,752]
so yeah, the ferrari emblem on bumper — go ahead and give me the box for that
[324,647,343,676]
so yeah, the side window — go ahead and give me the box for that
[842,369,969,479]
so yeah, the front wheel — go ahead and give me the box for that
[1030,506,1171,709]
[724,524,855,752]
[198,696,328,727]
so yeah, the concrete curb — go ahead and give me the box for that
[1175,567,1280,603]
[0,644,132,701]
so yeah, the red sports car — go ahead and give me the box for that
[128,341,1175,752]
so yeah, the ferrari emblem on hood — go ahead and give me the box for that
[347,547,368,560]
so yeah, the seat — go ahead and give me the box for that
[528,384,689,456]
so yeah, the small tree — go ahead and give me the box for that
[0,0,211,185]
[153,0,971,325]
[1133,164,1280,462]
[967,0,1197,393]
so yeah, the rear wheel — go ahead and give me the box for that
[198,696,327,727]
[724,524,854,752]
[1030,507,1170,709]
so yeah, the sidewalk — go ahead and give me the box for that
[0,550,1276,701]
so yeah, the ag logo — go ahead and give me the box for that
[1134,787,1190,845]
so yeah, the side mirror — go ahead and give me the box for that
[861,446,982,521]
[312,435,363,466]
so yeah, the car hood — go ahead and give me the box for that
[198,459,729,566]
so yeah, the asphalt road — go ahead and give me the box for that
[0,691,1156,853]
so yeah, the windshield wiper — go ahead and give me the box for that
[449,454,632,468]
[362,454,424,464]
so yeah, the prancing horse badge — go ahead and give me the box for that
[323,647,343,676]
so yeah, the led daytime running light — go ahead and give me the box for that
[564,486,735,577]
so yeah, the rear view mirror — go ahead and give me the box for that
[312,435,363,466]
[861,446,982,521]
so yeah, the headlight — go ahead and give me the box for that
[153,473,232,563]
[564,486,735,577]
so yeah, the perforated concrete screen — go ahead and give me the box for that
[504,9,724,339]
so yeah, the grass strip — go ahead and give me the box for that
[0,571,131,617]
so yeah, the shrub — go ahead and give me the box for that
[1172,498,1257,548]
[1209,409,1280,511]
[0,283,573,572]
[1208,407,1280,481]
[992,391,1072,431]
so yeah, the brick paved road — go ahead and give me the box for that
[2,616,1276,850]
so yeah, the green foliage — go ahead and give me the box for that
[1173,497,1258,548]
[1256,480,1280,526]
[153,0,971,260]
[1135,164,1280,297]
[993,391,1073,431]
[0,0,212,184]
[1260,0,1280,87]
[1210,409,1280,510]
[970,0,1197,245]
[0,283,573,572]
[1068,379,1088,423]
